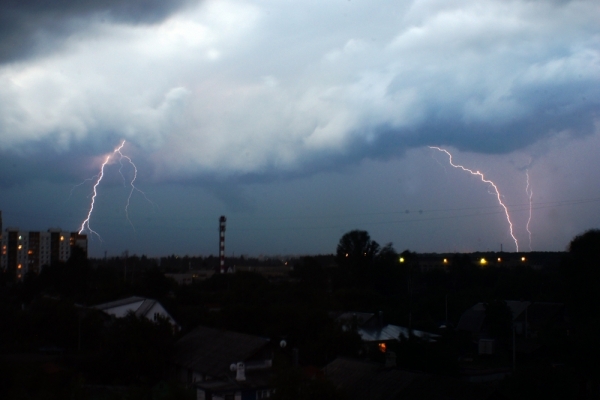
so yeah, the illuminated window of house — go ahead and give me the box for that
[378,342,387,353]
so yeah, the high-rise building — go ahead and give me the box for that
[0,212,87,281]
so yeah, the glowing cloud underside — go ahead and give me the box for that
[429,146,519,252]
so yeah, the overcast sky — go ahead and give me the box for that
[1,0,598,258]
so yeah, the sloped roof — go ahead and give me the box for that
[505,301,531,319]
[457,307,486,334]
[93,296,145,311]
[92,296,178,326]
[359,324,439,342]
[173,325,270,377]
[135,299,157,318]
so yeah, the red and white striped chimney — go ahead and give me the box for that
[219,216,226,273]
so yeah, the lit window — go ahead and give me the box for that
[60,236,64,241]
[18,245,22,250]
[18,264,22,269]
[378,342,387,353]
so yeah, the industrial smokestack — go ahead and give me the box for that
[219,216,226,274]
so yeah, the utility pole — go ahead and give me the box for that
[408,261,413,333]
[512,324,516,372]
[123,250,128,282]
[445,294,448,325]
[78,311,82,353]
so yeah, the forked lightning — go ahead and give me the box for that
[78,140,152,239]
[429,146,520,252]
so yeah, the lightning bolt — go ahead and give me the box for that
[429,146,519,252]
[114,143,155,231]
[78,140,153,238]
[525,169,533,251]
[69,176,99,200]
[78,152,112,240]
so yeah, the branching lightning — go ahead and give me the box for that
[78,152,112,240]
[525,169,533,251]
[69,176,99,200]
[114,142,155,231]
[429,146,519,252]
[78,140,153,238]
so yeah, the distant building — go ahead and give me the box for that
[0,212,87,280]
[333,311,439,357]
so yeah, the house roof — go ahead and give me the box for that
[93,296,159,319]
[173,325,270,377]
[358,324,439,343]
[456,307,487,334]
[92,296,179,327]
[93,296,146,311]
[135,298,158,318]
[505,301,531,319]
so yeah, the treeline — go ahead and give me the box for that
[1,229,600,398]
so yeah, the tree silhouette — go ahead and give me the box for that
[560,229,600,386]
[336,230,380,268]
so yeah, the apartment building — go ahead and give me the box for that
[0,211,87,280]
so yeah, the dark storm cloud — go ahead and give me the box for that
[0,0,598,185]
[0,0,197,63]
